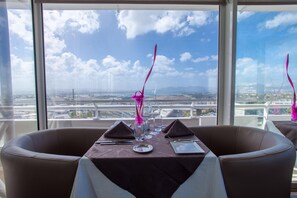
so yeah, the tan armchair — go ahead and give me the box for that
[190,125,296,198]
[1,127,106,198]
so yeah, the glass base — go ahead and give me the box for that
[149,128,161,135]
[135,136,144,141]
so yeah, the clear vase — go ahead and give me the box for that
[132,92,152,138]
[134,122,144,142]
[134,96,144,125]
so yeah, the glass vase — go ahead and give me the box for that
[134,122,145,141]
[291,104,297,122]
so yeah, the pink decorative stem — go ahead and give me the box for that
[132,44,157,125]
[285,54,297,121]
[133,91,144,125]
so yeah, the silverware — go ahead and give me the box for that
[96,140,134,145]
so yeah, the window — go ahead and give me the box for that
[235,4,297,187]
[42,5,219,128]
[0,1,37,146]
[235,5,297,128]
[2,0,297,192]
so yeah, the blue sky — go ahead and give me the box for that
[236,11,297,93]
[5,8,297,95]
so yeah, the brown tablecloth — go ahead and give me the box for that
[273,121,297,149]
[85,133,209,198]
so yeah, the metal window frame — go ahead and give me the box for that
[32,1,48,130]
[217,0,237,125]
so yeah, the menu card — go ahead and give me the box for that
[170,141,205,154]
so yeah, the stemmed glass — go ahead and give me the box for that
[148,104,164,135]
[154,106,164,132]
[142,102,153,139]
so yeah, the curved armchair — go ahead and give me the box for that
[190,125,296,198]
[1,127,106,198]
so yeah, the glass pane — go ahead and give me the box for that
[235,5,297,188]
[235,6,297,128]
[43,5,219,128]
[0,2,37,145]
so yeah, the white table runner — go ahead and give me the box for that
[71,151,227,198]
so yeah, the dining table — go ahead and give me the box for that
[70,131,227,198]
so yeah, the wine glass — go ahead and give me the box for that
[144,119,153,139]
[142,103,153,139]
[153,118,163,133]
[152,105,164,134]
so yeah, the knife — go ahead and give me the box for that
[96,140,134,145]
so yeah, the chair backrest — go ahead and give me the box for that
[1,127,106,198]
[190,125,296,198]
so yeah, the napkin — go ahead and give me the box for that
[163,119,194,138]
[104,121,134,139]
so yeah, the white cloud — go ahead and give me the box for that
[101,55,131,76]
[211,55,218,61]
[192,56,209,63]
[153,55,179,76]
[61,11,100,34]
[117,10,212,39]
[8,10,100,56]
[154,12,183,34]
[132,60,145,73]
[176,26,195,37]
[236,57,262,86]
[192,55,217,63]
[235,57,285,88]
[43,10,100,56]
[205,68,218,91]
[46,52,132,80]
[43,10,100,35]
[180,52,192,62]
[187,11,210,26]
[44,32,66,55]
[117,11,157,39]
[264,13,297,29]
[8,10,33,45]
[11,48,209,93]
[54,56,123,91]
[44,51,195,91]
[237,11,254,22]
[10,55,35,93]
